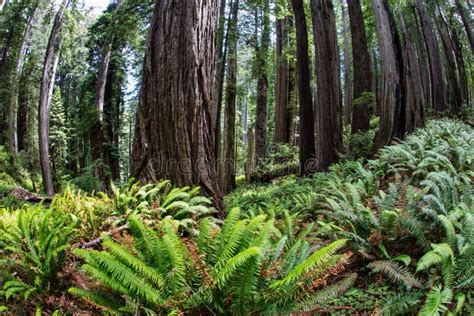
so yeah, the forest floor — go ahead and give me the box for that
[0,118,473,314]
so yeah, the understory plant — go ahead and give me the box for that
[70,209,356,314]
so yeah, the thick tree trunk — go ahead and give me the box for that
[416,0,446,114]
[291,0,316,176]
[310,0,343,171]
[372,0,405,150]
[38,0,70,196]
[274,15,290,143]
[255,0,270,165]
[347,0,373,133]
[340,0,352,127]
[400,12,425,132]
[222,0,239,194]
[454,0,474,54]
[131,0,224,211]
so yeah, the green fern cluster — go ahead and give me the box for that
[70,208,355,314]
[0,206,77,301]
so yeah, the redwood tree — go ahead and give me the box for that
[372,0,405,150]
[291,0,316,176]
[255,0,270,164]
[222,0,239,193]
[131,0,224,211]
[310,0,343,171]
[415,0,446,114]
[274,11,290,143]
[347,0,373,133]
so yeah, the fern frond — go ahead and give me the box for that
[368,260,422,288]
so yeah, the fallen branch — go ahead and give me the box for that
[10,187,52,203]
[76,224,128,249]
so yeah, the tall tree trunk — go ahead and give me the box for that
[372,0,405,150]
[399,12,425,132]
[1,3,36,156]
[222,0,239,194]
[347,0,373,133]
[291,0,316,176]
[415,0,446,114]
[91,0,123,189]
[39,0,70,196]
[454,0,474,54]
[287,16,298,146]
[449,21,469,108]
[433,1,462,113]
[17,60,33,152]
[255,0,270,165]
[340,0,352,127]
[131,0,224,212]
[212,0,229,164]
[412,5,432,113]
[274,14,290,143]
[310,0,343,171]
[246,127,255,183]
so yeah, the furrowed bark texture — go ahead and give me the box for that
[131,0,224,211]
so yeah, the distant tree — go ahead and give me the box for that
[39,0,71,196]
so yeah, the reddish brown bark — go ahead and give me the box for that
[372,0,405,150]
[347,0,373,133]
[310,0,343,171]
[291,0,316,176]
[131,0,224,211]
[274,15,290,143]
[222,0,239,194]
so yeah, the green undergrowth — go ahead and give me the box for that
[227,119,474,315]
[0,119,473,314]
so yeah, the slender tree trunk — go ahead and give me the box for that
[91,0,123,189]
[38,0,70,196]
[1,4,36,156]
[399,12,425,132]
[255,0,270,165]
[449,22,469,108]
[274,14,290,143]
[287,15,298,146]
[246,127,255,183]
[340,0,352,127]
[372,0,405,150]
[416,0,446,114]
[412,5,432,112]
[131,0,224,212]
[347,0,373,133]
[17,62,33,152]
[433,1,461,113]
[291,0,316,176]
[454,0,474,54]
[222,0,239,194]
[311,0,343,171]
[213,0,229,164]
